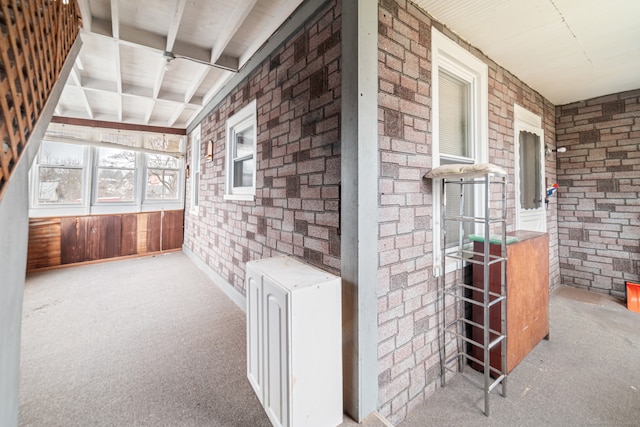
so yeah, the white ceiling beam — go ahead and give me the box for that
[183,67,209,104]
[88,19,239,72]
[202,71,234,105]
[117,95,123,122]
[166,0,188,53]
[167,104,185,127]
[80,76,201,109]
[111,0,119,39]
[76,0,92,32]
[70,67,94,119]
[210,0,256,64]
[75,56,84,71]
[152,59,167,99]
[144,100,155,125]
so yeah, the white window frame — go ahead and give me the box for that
[189,125,201,214]
[30,140,92,217]
[143,153,183,203]
[29,139,185,218]
[431,27,488,276]
[92,146,140,212]
[513,104,546,231]
[224,99,257,201]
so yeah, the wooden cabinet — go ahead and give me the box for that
[470,231,549,374]
[246,256,343,427]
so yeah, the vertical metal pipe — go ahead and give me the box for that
[439,178,447,387]
[501,175,508,397]
[483,173,491,416]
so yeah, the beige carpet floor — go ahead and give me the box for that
[19,252,640,426]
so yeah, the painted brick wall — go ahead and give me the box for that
[377,0,558,424]
[184,0,341,294]
[556,89,640,297]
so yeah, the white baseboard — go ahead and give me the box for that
[372,412,395,427]
[182,245,246,312]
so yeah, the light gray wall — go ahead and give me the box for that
[341,0,379,421]
[0,159,29,427]
[0,38,81,427]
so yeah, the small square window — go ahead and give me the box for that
[225,100,257,200]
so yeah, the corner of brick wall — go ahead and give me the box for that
[555,89,640,298]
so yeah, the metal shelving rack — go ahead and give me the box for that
[435,167,508,416]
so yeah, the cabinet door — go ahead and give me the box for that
[262,276,289,427]
[246,274,263,401]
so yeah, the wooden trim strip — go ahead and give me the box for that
[50,116,188,135]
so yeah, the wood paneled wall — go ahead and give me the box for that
[27,210,183,271]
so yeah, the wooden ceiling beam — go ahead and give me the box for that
[210,0,256,64]
[166,0,187,53]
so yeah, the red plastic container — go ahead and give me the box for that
[627,281,640,313]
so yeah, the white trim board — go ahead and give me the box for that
[182,245,246,312]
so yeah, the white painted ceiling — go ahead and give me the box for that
[56,0,304,129]
[56,0,640,130]
[415,0,640,105]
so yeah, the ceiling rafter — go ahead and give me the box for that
[76,0,91,32]
[70,67,94,119]
[167,104,185,127]
[183,68,209,104]
[202,71,233,106]
[78,78,202,110]
[210,0,257,64]
[89,17,239,72]
[110,0,119,39]
[59,0,312,129]
[110,1,123,122]
[166,0,188,53]
[144,100,156,125]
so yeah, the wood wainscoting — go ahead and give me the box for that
[27,210,184,271]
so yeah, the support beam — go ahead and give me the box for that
[90,18,238,71]
[167,103,185,127]
[188,0,329,133]
[76,0,92,32]
[210,0,256,64]
[70,67,94,119]
[144,100,155,125]
[202,71,233,106]
[340,0,379,422]
[184,68,209,104]
[110,0,119,39]
[166,0,187,53]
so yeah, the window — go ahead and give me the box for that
[431,28,488,275]
[518,131,542,210]
[35,141,86,205]
[29,124,185,217]
[95,147,136,203]
[225,100,257,200]
[146,153,180,200]
[514,104,546,232]
[190,125,201,213]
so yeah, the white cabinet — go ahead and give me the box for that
[246,256,343,427]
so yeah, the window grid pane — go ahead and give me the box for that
[37,167,83,204]
[233,158,254,188]
[519,131,542,209]
[96,168,135,203]
[439,71,470,158]
[146,169,179,200]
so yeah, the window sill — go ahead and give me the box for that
[223,193,255,202]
